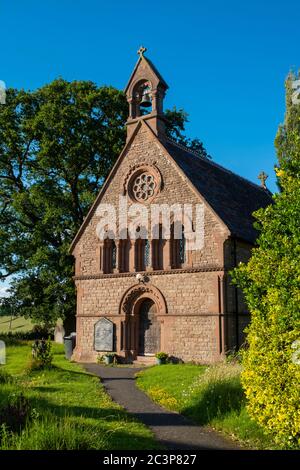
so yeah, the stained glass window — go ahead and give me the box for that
[112,241,117,269]
[179,226,186,265]
[144,239,150,268]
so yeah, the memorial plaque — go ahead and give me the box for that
[94,318,114,351]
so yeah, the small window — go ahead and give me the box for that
[103,239,116,274]
[152,224,163,270]
[112,241,117,269]
[178,226,186,265]
[144,239,150,268]
[119,238,129,273]
[135,238,147,272]
[171,223,185,268]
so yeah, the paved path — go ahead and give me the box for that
[84,364,240,450]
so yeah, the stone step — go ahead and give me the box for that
[134,355,157,365]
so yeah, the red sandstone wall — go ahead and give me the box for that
[72,124,238,364]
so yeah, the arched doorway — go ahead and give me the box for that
[119,284,167,360]
[138,299,160,355]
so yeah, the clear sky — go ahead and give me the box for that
[1,0,300,193]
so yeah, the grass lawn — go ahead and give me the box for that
[0,341,160,450]
[136,363,279,450]
[0,316,33,333]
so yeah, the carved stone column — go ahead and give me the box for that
[182,238,192,268]
[129,240,136,272]
[113,239,120,273]
[75,252,81,276]
[96,243,103,273]
[151,90,157,113]
[163,239,171,270]
[127,97,134,119]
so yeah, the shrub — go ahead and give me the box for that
[0,392,31,433]
[104,352,117,358]
[240,322,300,449]
[32,324,52,337]
[155,352,168,361]
[0,327,53,345]
[233,74,300,449]
[96,354,103,364]
[28,338,53,370]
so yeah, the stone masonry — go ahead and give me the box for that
[70,49,272,364]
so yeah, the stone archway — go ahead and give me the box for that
[119,284,167,359]
[119,284,167,316]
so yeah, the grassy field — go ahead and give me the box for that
[136,363,279,450]
[0,316,33,333]
[0,342,160,450]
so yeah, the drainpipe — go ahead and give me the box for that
[218,274,226,355]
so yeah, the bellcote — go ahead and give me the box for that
[124,46,169,141]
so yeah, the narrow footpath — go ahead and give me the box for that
[84,364,241,450]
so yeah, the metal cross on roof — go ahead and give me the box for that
[258,171,268,189]
[137,46,147,57]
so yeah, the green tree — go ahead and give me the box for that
[233,72,300,449]
[0,79,208,330]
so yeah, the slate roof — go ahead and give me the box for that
[163,139,273,244]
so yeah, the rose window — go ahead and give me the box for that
[132,173,156,201]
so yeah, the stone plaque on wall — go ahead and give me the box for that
[94,318,114,351]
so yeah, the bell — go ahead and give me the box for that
[140,92,152,107]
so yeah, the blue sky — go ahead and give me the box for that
[2,0,300,193]
[1,0,300,294]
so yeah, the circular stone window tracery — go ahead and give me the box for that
[132,172,156,201]
[125,165,162,203]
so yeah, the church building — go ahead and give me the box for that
[70,48,272,364]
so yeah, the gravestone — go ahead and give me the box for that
[54,321,65,344]
[0,340,6,365]
[94,318,114,351]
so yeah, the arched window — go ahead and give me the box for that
[178,225,186,265]
[112,241,117,270]
[152,224,163,270]
[134,226,149,272]
[170,222,185,268]
[144,239,150,268]
[119,238,129,273]
[103,238,116,274]
[135,238,147,272]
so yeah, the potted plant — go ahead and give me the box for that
[103,352,116,365]
[155,352,168,365]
